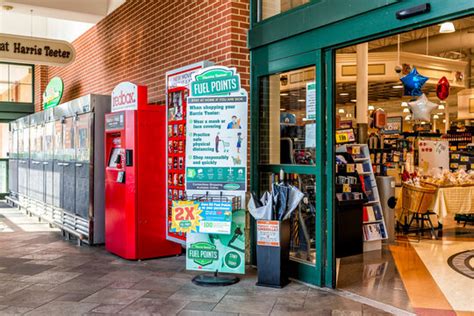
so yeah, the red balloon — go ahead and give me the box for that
[436,76,450,100]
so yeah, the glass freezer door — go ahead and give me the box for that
[63,117,75,162]
[75,113,93,163]
[54,120,63,160]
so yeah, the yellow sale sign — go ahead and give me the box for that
[171,201,202,234]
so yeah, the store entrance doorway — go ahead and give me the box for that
[333,15,474,315]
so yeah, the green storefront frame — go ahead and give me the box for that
[249,0,474,288]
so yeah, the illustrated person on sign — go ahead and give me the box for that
[227,116,241,129]
[236,132,243,153]
[215,132,221,153]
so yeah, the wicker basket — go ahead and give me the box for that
[402,183,437,214]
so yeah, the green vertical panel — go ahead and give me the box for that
[324,50,335,288]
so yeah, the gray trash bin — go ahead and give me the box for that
[376,176,396,244]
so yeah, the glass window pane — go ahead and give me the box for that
[261,0,310,20]
[0,83,8,102]
[9,83,32,103]
[259,171,316,264]
[9,65,32,84]
[259,66,316,165]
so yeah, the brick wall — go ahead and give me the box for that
[34,0,250,108]
[34,65,48,112]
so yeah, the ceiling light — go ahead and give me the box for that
[443,119,446,123]
[401,102,408,107]
[338,108,345,114]
[405,115,411,121]
[280,93,289,96]
[392,85,403,89]
[436,112,444,116]
[439,22,455,34]
[368,105,375,111]
[421,122,426,125]
[339,92,349,96]
[438,104,445,110]
[433,114,439,119]
[297,99,305,102]
[280,108,286,111]
[403,108,410,113]
[350,99,357,103]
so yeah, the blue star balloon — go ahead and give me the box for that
[400,67,428,96]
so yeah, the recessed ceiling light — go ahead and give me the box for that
[392,85,403,89]
[433,114,439,119]
[438,104,445,110]
[350,99,357,103]
[403,108,410,113]
[338,108,345,114]
[280,93,289,96]
[443,119,446,123]
[339,92,349,96]
[405,115,411,121]
[421,122,426,125]
[297,99,305,102]
[401,102,408,107]
[368,105,375,111]
[436,112,444,116]
[439,22,455,34]
[280,108,286,111]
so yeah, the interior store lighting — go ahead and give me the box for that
[403,108,410,113]
[443,119,446,123]
[339,92,349,96]
[350,99,357,103]
[280,93,289,96]
[368,105,375,111]
[338,108,345,114]
[392,85,403,89]
[438,104,445,110]
[401,102,408,107]
[439,22,455,33]
[297,99,305,102]
[433,114,439,119]
[405,115,411,121]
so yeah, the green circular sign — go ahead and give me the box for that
[43,77,64,109]
[224,251,241,269]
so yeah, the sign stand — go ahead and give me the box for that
[192,270,239,287]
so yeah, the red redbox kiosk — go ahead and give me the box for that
[105,82,181,259]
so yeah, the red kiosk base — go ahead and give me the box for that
[105,82,181,260]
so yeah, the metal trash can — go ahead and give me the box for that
[376,176,396,244]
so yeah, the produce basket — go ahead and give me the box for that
[401,183,437,215]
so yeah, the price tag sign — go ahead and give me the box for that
[343,183,351,193]
[346,164,355,173]
[352,146,361,155]
[335,129,355,144]
[336,133,349,143]
[171,201,202,234]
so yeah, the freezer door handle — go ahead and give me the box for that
[62,163,70,166]
[43,162,49,165]
[75,163,83,167]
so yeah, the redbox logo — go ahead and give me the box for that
[111,82,138,112]
[112,91,136,107]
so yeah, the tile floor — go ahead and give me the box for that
[0,203,392,315]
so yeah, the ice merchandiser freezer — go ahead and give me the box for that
[29,112,45,203]
[8,120,19,199]
[43,108,55,206]
[8,94,110,245]
[17,115,30,203]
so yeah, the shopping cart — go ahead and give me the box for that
[221,141,230,153]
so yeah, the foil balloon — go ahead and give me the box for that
[400,67,428,97]
[436,76,450,100]
[408,94,438,122]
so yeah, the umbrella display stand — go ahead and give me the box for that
[256,220,291,288]
[250,172,305,289]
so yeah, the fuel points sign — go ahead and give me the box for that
[185,66,248,192]
[186,209,246,274]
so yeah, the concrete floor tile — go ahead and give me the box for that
[0,289,63,308]
[81,288,148,305]
[24,300,99,316]
[178,311,238,316]
[0,281,32,296]
[20,270,82,284]
[49,277,112,294]
[213,295,276,315]
[90,304,126,314]
[169,284,229,303]
[184,301,217,312]
[118,298,189,315]
[55,292,94,302]
[0,263,55,275]
[0,306,34,315]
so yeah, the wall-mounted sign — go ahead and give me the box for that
[306,81,316,120]
[185,66,248,192]
[335,128,356,144]
[43,77,63,109]
[383,116,403,134]
[0,33,75,67]
[111,82,138,112]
